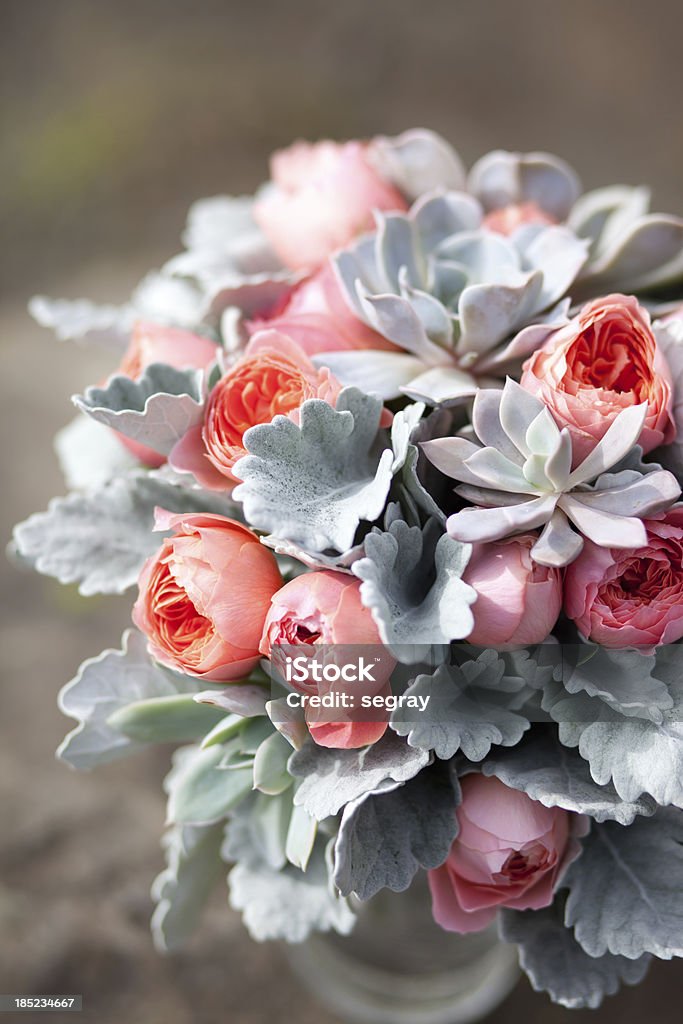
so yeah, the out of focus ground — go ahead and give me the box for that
[1,2,683,1021]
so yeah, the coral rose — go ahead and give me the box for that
[246,261,396,356]
[133,510,282,681]
[115,321,218,468]
[463,534,562,648]
[521,294,675,465]
[429,774,587,934]
[253,139,407,271]
[260,571,392,749]
[169,330,342,489]
[564,506,683,649]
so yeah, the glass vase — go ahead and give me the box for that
[286,875,520,1024]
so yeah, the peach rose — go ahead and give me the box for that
[169,331,342,489]
[260,571,391,749]
[253,139,407,271]
[463,535,562,648]
[429,774,587,934]
[564,507,683,649]
[246,261,396,356]
[521,294,675,466]
[115,321,218,468]
[133,510,282,681]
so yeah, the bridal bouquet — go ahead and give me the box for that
[13,128,683,1010]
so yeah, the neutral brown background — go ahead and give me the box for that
[1,2,682,1021]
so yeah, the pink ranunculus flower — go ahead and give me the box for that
[462,534,562,648]
[260,571,393,749]
[133,510,282,681]
[246,261,397,356]
[564,506,683,649]
[253,139,408,271]
[521,294,675,466]
[169,330,342,489]
[429,774,588,935]
[482,201,556,236]
[115,321,218,468]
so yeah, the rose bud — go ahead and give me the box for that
[564,506,683,649]
[246,261,396,356]
[521,294,675,466]
[429,774,588,934]
[133,510,282,681]
[169,331,342,489]
[115,321,218,467]
[260,571,392,749]
[253,139,407,271]
[462,534,562,648]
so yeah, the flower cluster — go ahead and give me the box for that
[15,129,683,1011]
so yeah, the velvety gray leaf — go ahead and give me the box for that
[194,684,269,718]
[482,731,657,825]
[499,903,650,1010]
[564,808,683,959]
[73,363,205,456]
[227,837,355,943]
[544,661,683,806]
[353,519,475,663]
[562,646,672,721]
[57,629,198,769]
[11,472,235,596]
[54,415,140,491]
[223,791,292,871]
[391,655,530,761]
[289,732,430,821]
[165,745,253,826]
[151,822,225,952]
[233,388,394,554]
[29,294,134,349]
[333,764,460,900]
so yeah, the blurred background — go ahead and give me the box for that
[2,1,682,1021]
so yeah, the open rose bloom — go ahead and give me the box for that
[16,129,683,1011]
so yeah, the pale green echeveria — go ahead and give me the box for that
[569,185,683,298]
[369,127,466,202]
[325,193,588,405]
[468,150,683,299]
[422,379,681,567]
[467,149,582,221]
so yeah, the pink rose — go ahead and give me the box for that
[462,535,562,648]
[564,507,683,649]
[170,331,342,489]
[429,774,587,934]
[521,294,675,466]
[133,510,282,681]
[253,139,408,271]
[246,262,396,356]
[115,321,218,468]
[482,201,556,236]
[260,571,392,749]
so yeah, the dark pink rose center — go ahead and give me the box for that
[496,842,550,883]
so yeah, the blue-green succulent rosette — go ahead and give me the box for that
[12,128,683,1011]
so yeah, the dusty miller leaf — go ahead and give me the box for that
[499,902,651,1010]
[352,518,475,663]
[57,629,199,769]
[391,652,530,761]
[563,808,683,960]
[333,763,460,900]
[73,363,205,456]
[288,732,430,821]
[233,388,394,554]
[11,472,235,596]
[481,731,657,825]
